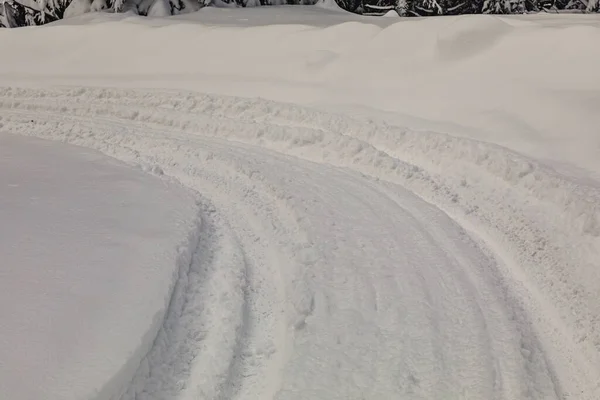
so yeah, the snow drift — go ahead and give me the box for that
[0,133,200,400]
[1,9,598,176]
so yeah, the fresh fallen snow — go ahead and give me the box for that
[0,133,199,400]
[0,6,599,400]
[1,8,598,178]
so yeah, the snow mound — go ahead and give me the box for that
[0,133,200,400]
[147,0,171,17]
[1,10,596,177]
[315,0,346,12]
[64,0,92,19]
[435,15,513,60]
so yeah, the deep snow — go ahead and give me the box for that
[0,133,199,400]
[1,8,598,178]
[0,6,599,400]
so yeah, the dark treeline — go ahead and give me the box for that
[354,0,598,15]
[1,0,598,28]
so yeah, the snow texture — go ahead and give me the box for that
[315,0,346,11]
[64,0,92,18]
[147,0,170,16]
[0,7,599,400]
[0,133,199,400]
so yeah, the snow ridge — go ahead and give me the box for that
[97,211,204,400]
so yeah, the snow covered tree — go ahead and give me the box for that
[411,0,442,14]
[1,0,75,26]
[444,0,472,14]
[408,0,473,14]
[0,0,598,28]
[0,1,6,26]
[335,0,361,11]
[481,0,511,12]
[2,0,41,27]
[395,0,410,14]
[481,0,525,12]
[551,0,592,9]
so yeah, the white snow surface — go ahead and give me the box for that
[0,6,600,400]
[0,133,199,400]
[314,0,347,12]
[64,0,92,19]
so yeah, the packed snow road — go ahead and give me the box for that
[1,86,599,400]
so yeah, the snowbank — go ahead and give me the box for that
[0,9,597,178]
[315,0,346,12]
[0,133,199,400]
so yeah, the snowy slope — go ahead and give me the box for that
[0,8,598,177]
[0,133,199,400]
[0,6,599,400]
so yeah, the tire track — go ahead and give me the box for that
[1,86,599,399]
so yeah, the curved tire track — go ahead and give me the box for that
[1,86,599,399]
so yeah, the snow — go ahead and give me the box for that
[90,0,109,12]
[3,8,595,180]
[0,6,599,400]
[382,9,399,16]
[0,133,199,400]
[314,0,347,12]
[147,0,170,17]
[64,0,92,19]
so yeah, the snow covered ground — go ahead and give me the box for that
[0,6,599,400]
[0,133,199,400]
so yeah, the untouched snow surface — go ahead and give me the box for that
[1,8,599,179]
[0,134,199,400]
[0,6,599,400]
